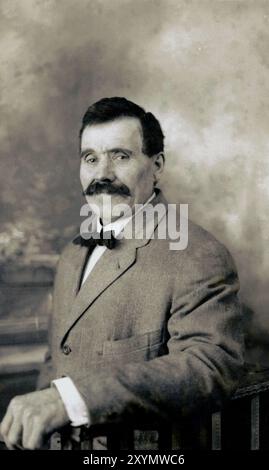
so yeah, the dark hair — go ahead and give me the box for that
[79,97,164,157]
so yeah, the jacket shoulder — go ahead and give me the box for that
[158,207,238,278]
[186,218,237,270]
[55,234,83,268]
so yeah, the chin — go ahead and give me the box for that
[86,194,132,222]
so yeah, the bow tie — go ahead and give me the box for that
[75,229,118,250]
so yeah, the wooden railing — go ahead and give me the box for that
[50,365,269,451]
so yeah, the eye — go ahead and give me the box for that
[84,154,97,164]
[112,152,130,161]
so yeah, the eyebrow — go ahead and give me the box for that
[80,149,95,159]
[80,148,134,159]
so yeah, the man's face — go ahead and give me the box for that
[80,117,163,223]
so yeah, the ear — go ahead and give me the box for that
[152,152,165,184]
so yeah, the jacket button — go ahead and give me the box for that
[62,344,72,355]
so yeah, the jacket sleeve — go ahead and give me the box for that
[70,235,245,426]
[36,294,55,391]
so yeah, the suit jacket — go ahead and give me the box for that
[38,189,244,447]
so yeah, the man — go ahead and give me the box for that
[0,97,244,450]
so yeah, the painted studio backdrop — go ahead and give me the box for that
[0,0,269,418]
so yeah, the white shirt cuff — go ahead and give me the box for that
[52,376,89,427]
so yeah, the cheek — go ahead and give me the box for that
[80,164,91,185]
[135,166,154,186]
[121,164,151,186]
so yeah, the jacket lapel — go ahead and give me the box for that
[61,190,168,340]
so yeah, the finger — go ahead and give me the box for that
[0,409,13,438]
[6,417,23,450]
[25,427,44,450]
[22,416,44,450]
[4,438,24,450]
[21,411,34,450]
[4,440,23,451]
[3,431,18,451]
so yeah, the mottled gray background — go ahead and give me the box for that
[1,0,269,348]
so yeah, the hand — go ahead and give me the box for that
[0,387,70,450]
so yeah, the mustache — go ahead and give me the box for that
[82,181,131,197]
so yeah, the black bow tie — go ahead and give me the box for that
[74,229,118,250]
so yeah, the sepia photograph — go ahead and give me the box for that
[0,0,269,460]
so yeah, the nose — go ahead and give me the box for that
[96,157,115,182]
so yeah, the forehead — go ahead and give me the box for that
[80,117,143,152]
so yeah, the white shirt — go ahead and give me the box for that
[53,192,156,427]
